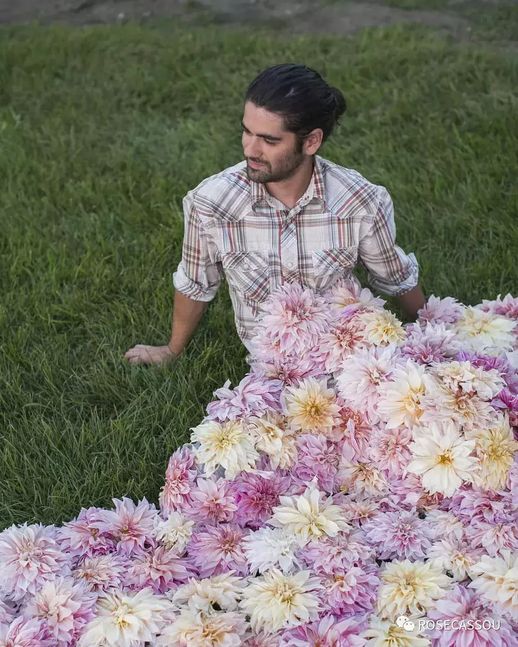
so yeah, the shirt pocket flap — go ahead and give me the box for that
[311,246,358,291]
[221,251,270,305]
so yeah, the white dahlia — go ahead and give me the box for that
[377,360,427,429]
[406,422,477,496]
[240,569,321,633]
[455,307,516,354]
[377,560,451,618]
[469,550,518,619]
[191,419,259,479]
[271,482,349,543]
[283,378,340,435]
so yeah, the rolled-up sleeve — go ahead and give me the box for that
[359,185,419,296]
[172,192,222,302]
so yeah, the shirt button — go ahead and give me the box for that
[285,261,294,269]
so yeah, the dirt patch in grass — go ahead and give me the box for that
[1,0,515,45]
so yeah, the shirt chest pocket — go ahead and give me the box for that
[311,246,358,291]
[221,251,271,310]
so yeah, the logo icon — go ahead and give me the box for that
[396,615,415,632]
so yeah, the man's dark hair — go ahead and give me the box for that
[245,63,346,144]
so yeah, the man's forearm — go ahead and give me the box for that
[168,290,209,356]
[395,284,426,321]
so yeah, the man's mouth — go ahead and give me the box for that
[248,159,267,170]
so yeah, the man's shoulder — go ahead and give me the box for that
[185,161,251,220]
[318,156,385,216]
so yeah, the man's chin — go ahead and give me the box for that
[246,166,270,183]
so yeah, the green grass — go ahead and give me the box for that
[1,20,517,529]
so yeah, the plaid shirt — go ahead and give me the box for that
[173,155,419,350]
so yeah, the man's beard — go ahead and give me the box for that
[246,145,305,184]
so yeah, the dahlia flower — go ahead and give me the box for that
[363,511,434,561]
[335,346,397,420]
[73,554,127,592]
[471,417,518,490]
[154,511,194,552]
[0,524,69,601]
[0,617,52,647]
[292,434,339,492]
[418,295,464,325]
[401,322,459,365]
[361,616,430,647]
[469,550,518,619]
[406,422,477,496]
[172,573,245,613]
[77,588,171,646]
[59,507,114,558]
[427,584,516,647]
[191,419,259,478]
[426,537,482,581]
[23,577,96,646]
[158,608,246,646]
[321,563,379,616]
[280,613,367,646]
[271,483,349,543]
[243,527,301,574]
[455,307,516,354]
[188,525,248,578]
[159,446,197,514]
[240,568,321,633]
[377,360,427,429]
[283,377,340,435]
[377,559,451,618]
[359,309,405,346]
[99,497,157,556]
[125,544,192,593]
[230,472,288,529]
[188,477,237,524]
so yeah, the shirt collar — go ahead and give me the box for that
[250,155,326,210]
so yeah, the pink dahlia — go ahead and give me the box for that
[335,346,397,423]
[126,544,192,593]
[447,487,511,525]
[369,425,413,477]
[230,472,289,529]
[280,613,367,646]
[299,532,375,573]
[465,519,518,556]
[250,283,330,357]
[321,317,366,373]
[206,374,283,422]
[59,507,114,558]
[0,617,52,647]
[320,564,379,616]
[159,446,197,515]
[0,524,69,601]
[73,553,127,592]
[188,524,248,578]
[292,434,340,492]
[251,354,326,386]
[100,497,157,557]
[418,295,464,325]
[427,584,516,646]
[363,511,434,560]
[23,577,96,646]
[477,293,518,320]
[401,322,459,365]
[188,477,237,524]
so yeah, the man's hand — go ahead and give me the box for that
[124,344,176,366]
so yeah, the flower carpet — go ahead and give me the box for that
[1,281,517,646]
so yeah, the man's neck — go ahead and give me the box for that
[265,157,315,210]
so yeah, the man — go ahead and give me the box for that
[125,64,425,365]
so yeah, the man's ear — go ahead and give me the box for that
[303,128,324,155]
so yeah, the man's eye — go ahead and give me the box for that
[264,140,276,145]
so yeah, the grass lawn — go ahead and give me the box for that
[0,18,517,529]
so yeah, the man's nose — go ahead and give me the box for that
[243,136,262,159]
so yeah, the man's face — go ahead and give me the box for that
[242,101,305,184]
